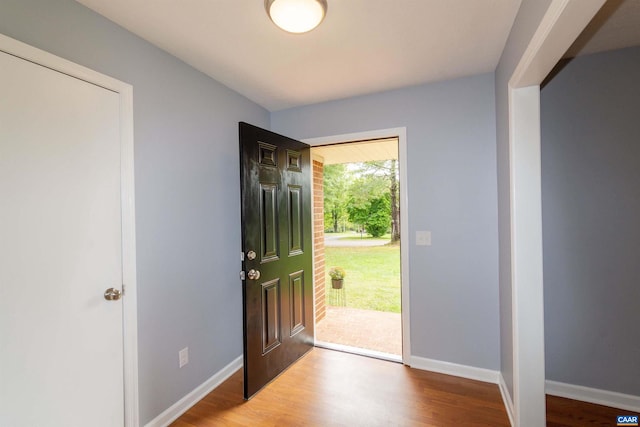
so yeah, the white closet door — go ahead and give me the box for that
[0,50,124,426]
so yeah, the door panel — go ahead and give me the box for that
[0,50,124,426]
[260,183,279,261]
[261,279,281,353]
[289,270,305,335]
[240,122,313,399]
[288,185,303,255]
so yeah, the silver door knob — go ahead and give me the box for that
[247,269,261,280]
[104,287,122,301]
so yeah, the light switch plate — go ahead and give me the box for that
[416,230,431,246]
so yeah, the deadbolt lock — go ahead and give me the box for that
[246,250,257,261]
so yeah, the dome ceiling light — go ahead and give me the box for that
[265,0,328,34]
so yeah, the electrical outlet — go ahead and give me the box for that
[179,347,189,368]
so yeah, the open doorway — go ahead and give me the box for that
[309,135,405,362]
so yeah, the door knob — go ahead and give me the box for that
[247,269,261,280]
[104,287,122,301]
[246,250,257,261]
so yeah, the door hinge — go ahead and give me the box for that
[240,271,245,280]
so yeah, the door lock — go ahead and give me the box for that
[247,269,261,280]
[104,287,122,301]
[246,250,257,261]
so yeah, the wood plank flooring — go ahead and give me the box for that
[546,395,638,426]
[171,348,637,426]
[171,348,509,426]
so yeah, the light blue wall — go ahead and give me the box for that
[0,0,269,423]
[272,74,501,370]
[494,0,553,398]
[541,46,640,396]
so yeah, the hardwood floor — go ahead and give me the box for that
[546,395,637,427]
[171,348,637,426]
[171,348,509,426]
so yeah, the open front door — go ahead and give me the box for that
[239,122,314,399]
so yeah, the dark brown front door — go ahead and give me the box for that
[239,122,314,399]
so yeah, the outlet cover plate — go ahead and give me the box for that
[179,347,189,368]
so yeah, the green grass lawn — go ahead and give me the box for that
[324,244,400,313]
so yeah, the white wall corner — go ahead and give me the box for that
[546,380,640,413]
[499,373,515,427]
[144,355,243,427]
[408,355,500,384]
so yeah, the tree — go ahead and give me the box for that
[346,202,368,232]
[351,160,400,242]
[347,194,391,238]
[389,159,400,242]
[365,194,391,237]
[323,164,350,232]
[322,159,400,239]
[348,172,388,207]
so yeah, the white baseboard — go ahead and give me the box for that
[546,380,640,413]
[498,373,515,427]
[408,355,500,384]
[145,355,243,427]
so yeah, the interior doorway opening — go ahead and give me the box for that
[311,137,402,362]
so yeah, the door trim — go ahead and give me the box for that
[303,127,410,363]
[0,33,139,426]
[504,0,605,424]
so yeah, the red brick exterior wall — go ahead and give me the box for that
[312,160,326,322]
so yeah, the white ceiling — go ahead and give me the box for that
[74,0,640,112]
[74,0,522,112]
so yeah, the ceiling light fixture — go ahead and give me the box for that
[265,0,328,34]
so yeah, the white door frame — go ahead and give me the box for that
[304,127,410,363]
[506,1,604,425]
[0,34,139,426]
